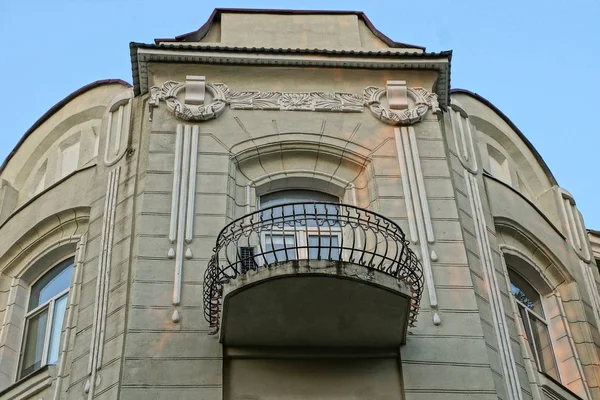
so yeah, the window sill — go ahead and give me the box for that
[0,365,55,400]
[539,373,583,400]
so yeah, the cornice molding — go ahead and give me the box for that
[131,45,450,106]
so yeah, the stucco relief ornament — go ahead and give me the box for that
[363,86,440,125]
[149,79,438,125]
[149,80,227,121]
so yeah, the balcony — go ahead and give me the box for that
[203,202,424,347]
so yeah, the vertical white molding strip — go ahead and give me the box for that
[396,127,439,324]
[394,128,418,243]
[499,249,544,400]
[167,124,198,323]
[464,118,478,170]
[53,233,87,400]
[87,169,113,375]
[467,174,522,400]
[86,166,120,398]
[557,189,600,332]
[114,105,124,156]
[185,126,199,243]
[103,113,113,165]
[450,106,522,399]
[408,127,435,243]
[173,126,191,307]
[169,125,184,244]
[96,166,120,370]
[456,112,470,162]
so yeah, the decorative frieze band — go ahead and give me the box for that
[168,124,199,323]
[394,127,440,325]
[149,77,439,126]
[85,167,120,397]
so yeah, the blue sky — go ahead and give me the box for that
[1,0,599,228]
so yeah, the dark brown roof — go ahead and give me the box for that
[154,8,426,50]
[451,89,558,187]
[0,79,131,176]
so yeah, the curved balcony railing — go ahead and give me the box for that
[203,202,424,331]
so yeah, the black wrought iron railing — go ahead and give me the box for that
[203,202,424,331]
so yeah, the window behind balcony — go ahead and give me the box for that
[257,190,340,265]
[19,257,74,378]
[508,269,559,381]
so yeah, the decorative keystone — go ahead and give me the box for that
[387,80,408,110]
[185,75,206,105]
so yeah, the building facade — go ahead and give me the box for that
[0,8,599,400]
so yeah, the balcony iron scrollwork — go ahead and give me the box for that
[203,202,424,332]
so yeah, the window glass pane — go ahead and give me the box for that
[20,309,48,377]
[29,258,74,310]
[260,190,338,208]
[508,270,543,316]
[530,314,560,381]
[308,235,340,260]
[48,294,69,364]
[264,234,296,263]
[260,190,340,228]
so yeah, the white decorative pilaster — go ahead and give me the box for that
[85,167,120,398]
[168,124,199,323]
[394,127,439,325]
[450,107,523,400]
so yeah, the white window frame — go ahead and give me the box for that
[255,190,342,266]
[509,274,560,382]
[17,257,74,379]
[259,226,342,262]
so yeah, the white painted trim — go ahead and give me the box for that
[87,169,113,375]
[173,127,191,306]
[467,174,523,400]
[169,125,183,244]
[397,127,439,322]
[185,126,199,243]
[86,167,120,399]
[408,127,434,243]
[96,167,119,371]
[394,128,418,244]
[53,233,86,400]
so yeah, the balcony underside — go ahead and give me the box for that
[220,260,412,347]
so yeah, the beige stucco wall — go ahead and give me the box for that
[0,9,599,400]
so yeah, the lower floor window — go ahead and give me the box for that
[19,257,74,378]
[508,270,559,381]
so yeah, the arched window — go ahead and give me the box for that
[507,269,559,381]
[18,257,74,378]
[250,190,340,267]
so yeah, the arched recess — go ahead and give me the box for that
[0,207,89,389]
[495,219,593,399]
[228,135,375,222]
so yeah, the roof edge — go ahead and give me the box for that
[0,79,132,177]
[450,88,558,187]
[154,8,426,51]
